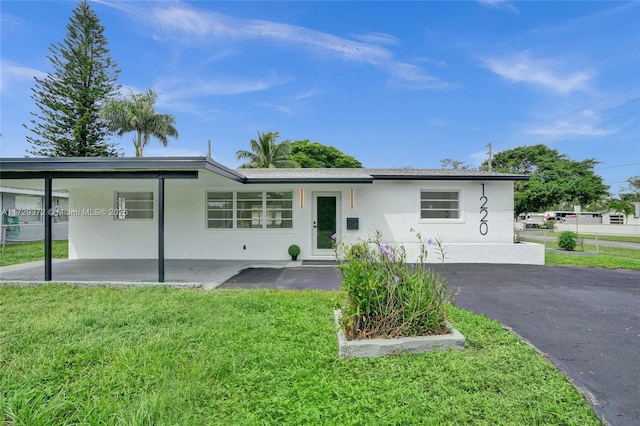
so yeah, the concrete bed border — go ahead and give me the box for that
[334,310,465,358]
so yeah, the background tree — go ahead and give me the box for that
[607,199,635,224]
[102,89,178,157]
[288,140,362,168]
[482,144,609,215]
[440,158,474,170]
[236,131,297,168]
[25,0,120,157]
[620,176,640,202]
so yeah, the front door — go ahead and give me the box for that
[312,192,340,255]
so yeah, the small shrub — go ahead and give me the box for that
[288,244,301,257]
[334,229,450,340]
[558,231,578,251]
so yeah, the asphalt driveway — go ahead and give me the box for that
[222,264,640,426]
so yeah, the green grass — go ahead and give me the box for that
[538,231,640,244]
[522,238,640,270]
[572,233,640,243]
[0,241,68,267]
[0,286,601,425]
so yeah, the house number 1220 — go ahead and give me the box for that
[480,184,488,235]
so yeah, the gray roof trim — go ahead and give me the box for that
[0,157,245,182]
[370,174,529,181]
[0,158,529,183]
[244,177,374,184]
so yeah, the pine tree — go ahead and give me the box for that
[25,0,121,157]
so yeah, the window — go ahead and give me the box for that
[236,192,263,228]
[266,192,293,229]
[609,214,624,225]
[206,191,293,230]
[206,192,233,229]
[115,192,153,220]
[55,197,69,222]
[15,195,43,223]
[421,191,459,219]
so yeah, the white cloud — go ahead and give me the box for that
[477,0,519,13]
[389,63,457,90]
[0,60,46,93]
[293,88,322,102]
[154,73,290,101]
[351,32,400,46]
[99,1,453,90]
[525,111,620,139]
[481,51,594,94]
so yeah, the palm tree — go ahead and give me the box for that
[102,89,178,157]
[236,131,298,168]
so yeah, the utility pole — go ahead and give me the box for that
[487,142,493,171]
[207,140,212,159]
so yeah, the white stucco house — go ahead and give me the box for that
[0,157,544,281]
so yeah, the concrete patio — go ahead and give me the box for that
[0,259,295,290]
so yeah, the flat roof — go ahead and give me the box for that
[0,157,529,183]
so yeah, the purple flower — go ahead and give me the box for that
[455,287,462,295]
[387,252,395,260]
[427,238,433,246]
[357,236,362,241]
[331,232,337,240]
[394,276,400,283]
[409,227,415,233]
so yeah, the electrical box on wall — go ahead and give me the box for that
[346,217,359,230]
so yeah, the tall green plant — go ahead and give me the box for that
[334,230,450,339]
[25,0,121,157]
[102,89,178,157]
[236,131,297,168]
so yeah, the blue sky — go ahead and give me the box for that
[1,1,639,194]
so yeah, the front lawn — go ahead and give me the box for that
[0,241,68,267]
[522,238,640,270]
[0,286,600,425]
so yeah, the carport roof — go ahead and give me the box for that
[0,156,529,183]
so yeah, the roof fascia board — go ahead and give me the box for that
[244,177,374,184]
[0,171,199,180]
[370,175,529,181]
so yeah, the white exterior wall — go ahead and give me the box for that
[339,180,543,264]
[67,175,544,264]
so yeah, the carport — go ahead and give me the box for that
[0,157,243,283]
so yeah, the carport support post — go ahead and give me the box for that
[44,177,52,281]
[158,177,165,283]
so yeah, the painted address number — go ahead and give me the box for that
[480,183,488,235]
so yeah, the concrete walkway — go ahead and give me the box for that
[0,259,293,290]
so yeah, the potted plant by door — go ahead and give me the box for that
[288,244,301,261]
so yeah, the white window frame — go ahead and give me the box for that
[114,191,154,221]
[205,191,293,230]
[14,195,43,224]
[206,191,234,229]
[419,189,462,221]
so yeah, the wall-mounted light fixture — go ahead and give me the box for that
[299,188,304,209]
[349,188,355,209]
